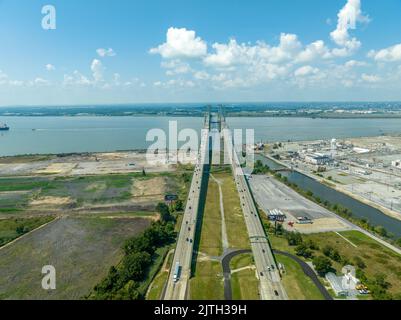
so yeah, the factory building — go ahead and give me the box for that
[267,209,286,222]
[392,160,401,169]
[304,153,331,165]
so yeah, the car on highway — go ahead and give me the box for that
[274,290,279,297]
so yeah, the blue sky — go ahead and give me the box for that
[1,0,401,106]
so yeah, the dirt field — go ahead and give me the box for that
[131,176,167,202]
[0,216,151,300]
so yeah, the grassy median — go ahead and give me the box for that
[215,172,250,250]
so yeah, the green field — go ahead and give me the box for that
[198,177,222,256]
[268,228,401,297]
[0,216,54,247]
[0,216,151,300]
[216,172,250,250]
[230,253,259,300]
[230,253,254,270]
[147,251,173,300]
[231,269,259,300]
[190,261,224,300]
[276,255,324,300]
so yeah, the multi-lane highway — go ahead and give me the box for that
[221,116,288,300]
[163,114,210,300]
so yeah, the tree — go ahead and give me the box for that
[286,232,303,246]
[375,226,388,238]
[295,244,313,259]
[354,257,366,269]
[121,252,151,282]
[142,168,146,176]
[312,256,332,276]
[156,202,171,222]
[174,199,184,212]
[305,239,319,250]
[322,245,334,257]
[123,235,153,255]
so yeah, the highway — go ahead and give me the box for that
[221,116,288,300]
[163,113,210,300]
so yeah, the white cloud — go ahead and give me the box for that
[150,27,207,59]
[345,60,367,68]
[194,70,210,80]
[96,48,116,57]
[45,64,55,71]
[330,0,369,55]
[294,66,320,77]
[32,78,50,86]
[296,40,331,62]
[91,59,104,82]
[0,70,8,85]
[368,43,401,62]
[161,60,192,75]
[361,73,381,83]
[63,71,91,86]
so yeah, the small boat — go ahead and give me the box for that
[0,123,10,131]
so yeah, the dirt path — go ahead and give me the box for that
[210,174,229,251]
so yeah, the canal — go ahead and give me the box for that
[256,154,401,237]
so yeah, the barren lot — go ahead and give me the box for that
[0,216,151,300]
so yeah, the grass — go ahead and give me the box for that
[137,246,170,297]
[276,254,324,300]
[215,172,250,250]
[0,216,151,299]
[231,269,259,300]
[230,253,254,270]
[146,250,173,300]
[0,216,55,247]
[147,271,169,300]
[230,253,259,300]
[198,177,222,256]
[190,260,224,300]
[0,177,50,192]
[267,226,401,297]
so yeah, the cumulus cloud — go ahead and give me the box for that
[361,73,381,83]
[150,27,207,59]
[33,78,50,86]
[330,0,369,55]
[96,48,116,57]
[91,59,104,82]
[161,60,192,75]
[294,66,320,77]
[368,43,401,62]
[345,60,367,68]
[45,64,55,71]
[63,70,91,86]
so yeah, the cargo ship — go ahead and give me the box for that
[0,123,10,131]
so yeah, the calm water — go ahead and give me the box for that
[228,117,401,142]
[1,116,401,156]
[0,117,203,156]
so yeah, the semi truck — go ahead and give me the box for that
[173,262,181,282]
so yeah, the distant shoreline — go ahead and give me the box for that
[2,114,401,119]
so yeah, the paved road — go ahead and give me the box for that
[163,114,210,300]
[222,119,288,300]
[221,249,332,300]
[221,249,252,300]
[273,250,333,300]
